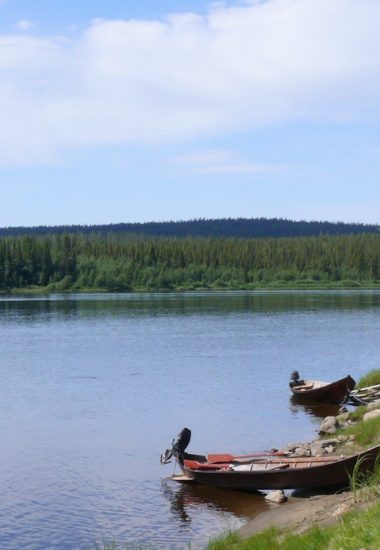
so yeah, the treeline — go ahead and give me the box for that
[0,233,379,291]
[0,217,379,239]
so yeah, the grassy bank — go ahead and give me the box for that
[357,370,380,389]
[3,280,380,295]
[207,499,380,550]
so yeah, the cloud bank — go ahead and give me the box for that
[0,0,380,165]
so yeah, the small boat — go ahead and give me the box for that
[160,428,286,467]
[161,428,380,492]
[290,373,356,404]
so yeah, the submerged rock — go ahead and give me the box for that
[265,490,287,504]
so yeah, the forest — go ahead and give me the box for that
[0,217,379,239]
[0,232,379,291]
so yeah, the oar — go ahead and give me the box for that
[207,450,287,464]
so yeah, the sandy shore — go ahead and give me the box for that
[236,490,358,539]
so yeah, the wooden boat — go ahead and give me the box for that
[176,445,380,491]
[290,375,356,404]
[161,428,380,492]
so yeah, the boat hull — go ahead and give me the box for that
[180,445,380,492]
[291,375,356,404]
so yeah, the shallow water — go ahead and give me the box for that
[0,290,379,549]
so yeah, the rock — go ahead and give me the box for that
[310,439,338,457]
[319,416,340,434]
[320,439,338,448]
[292,447,311,458]
[363,409,380,422]
[265,490,287,504]
[367,399,380,412]
[336,412,350,422]
[337,435,348,443]
[283,442,305,453]
[310,441,326,456]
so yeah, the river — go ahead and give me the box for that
[0,290,379,549]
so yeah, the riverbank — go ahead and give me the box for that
[2,281,380,295]
[207,374,380,549]
[209,496,380,549]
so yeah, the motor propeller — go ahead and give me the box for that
[160,427,191,464]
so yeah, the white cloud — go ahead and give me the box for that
[173,149,286,174]
[15,19,35,32]
[0,0,380,165]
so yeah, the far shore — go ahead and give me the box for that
[2,281,380,296]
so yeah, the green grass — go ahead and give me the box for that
[350,452,380,500]
[348,405,368,422]
[206,500,380,549]
[339,416,380,447]
[357,369,380,389]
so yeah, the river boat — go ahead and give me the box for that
[161,429,380,492]
[290,375,356,404]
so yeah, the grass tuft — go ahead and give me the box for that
[357,369,380,389]
[349,405,367,422]
[350,453,380,502]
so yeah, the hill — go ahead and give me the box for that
[0,217,378,239]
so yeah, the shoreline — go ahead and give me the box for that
[232,391,380,544]
[237,491,355,539]
[2,283,380,296]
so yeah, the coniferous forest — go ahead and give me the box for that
[0,229,379,291]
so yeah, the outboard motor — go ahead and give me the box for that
[160,427,191,465]
[289,370,305,388]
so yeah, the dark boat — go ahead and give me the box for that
[290,374,356,404]
[161,429,380,492]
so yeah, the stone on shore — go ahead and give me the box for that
[336,412,350,423]
[367,399,380,412]
[319,416,340,434]
[292,447,311,458]
[310,439,338,456]
[363,409,380,422]
[265,490,287,504]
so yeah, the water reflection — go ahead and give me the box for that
[289,396,342,419]
[161,478,271,526]
[0,297,80,323]
[1,290,380,323]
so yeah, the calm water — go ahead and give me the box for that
[1,290,380,549]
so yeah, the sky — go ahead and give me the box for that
[0,0,379,227]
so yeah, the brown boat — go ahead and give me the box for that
[161,428,380,492]
[290,374,356,404]
[177,446,380,491]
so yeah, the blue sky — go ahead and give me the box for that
[0,0,379,226]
